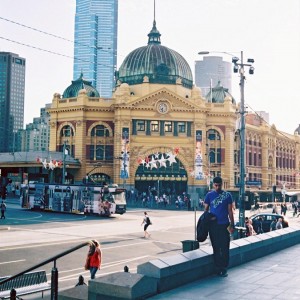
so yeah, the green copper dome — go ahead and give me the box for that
[116,21,193,89]
[63,73,100,98]
[205,81,236,104]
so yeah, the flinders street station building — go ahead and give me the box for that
[2,20,299,204]
[46,20,300,202]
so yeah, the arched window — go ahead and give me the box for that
[91,125,110,137]
[206,129,221,164]
[60,125,74,137]
[89,124,112,161]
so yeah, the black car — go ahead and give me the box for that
[250,213,289,233]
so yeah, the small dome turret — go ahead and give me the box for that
[205,81,235,104]
[63,73,100,98]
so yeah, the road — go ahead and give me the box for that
[0,199,203,298]
[1,199,299,299]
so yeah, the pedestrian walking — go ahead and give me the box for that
[245,218,255,236]
[204,176,235,277]
[85,240,102,279]
[0,201,6,219]
[141,211,151,238]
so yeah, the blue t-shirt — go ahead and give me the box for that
[204,190,233,224]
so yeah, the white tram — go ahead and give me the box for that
[20,183,126,216]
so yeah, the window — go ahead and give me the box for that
[164,121,172,132]
[91,125,109,137]
[61,125,73,137]
[207,129,220,140]
[178,122,186,133]
[151,121,159,132]
[137,120,145,131]
[90,145,113,161]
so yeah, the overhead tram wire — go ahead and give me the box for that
[0,16,113,54]
[0,15,178,74]
[246,103,295,139]
[0,36,115,70]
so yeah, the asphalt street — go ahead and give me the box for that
[0,198,204,298]
[1,198,299,299]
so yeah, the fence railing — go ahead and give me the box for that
[0,240,93,300]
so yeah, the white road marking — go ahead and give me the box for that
[57,256,148,282]
[0,259,25,265]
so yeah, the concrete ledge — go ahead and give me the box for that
[88,272,157,300]
[58,285,88,300]
[137,248,214,293]
[57,225,300,299]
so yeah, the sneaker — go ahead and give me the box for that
[218,270,228,277]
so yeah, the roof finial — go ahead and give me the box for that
[154,0,156,23]
[147,0,161,45]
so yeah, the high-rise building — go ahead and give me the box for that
[73,0,118,98]
[0,52,26,153]
[19,105,50,152]
[195,56,232,97]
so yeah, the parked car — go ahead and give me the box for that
[250,213,289,233]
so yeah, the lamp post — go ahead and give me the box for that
[198,51,255,227]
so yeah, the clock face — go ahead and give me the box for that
[158,102,169,114]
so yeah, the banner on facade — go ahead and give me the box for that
[120,128,130,179]
[195,130,204,180]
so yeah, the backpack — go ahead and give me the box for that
[146,216,152,225]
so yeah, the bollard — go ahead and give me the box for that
[51,261,58,300]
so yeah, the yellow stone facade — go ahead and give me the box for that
[48,78,300,200]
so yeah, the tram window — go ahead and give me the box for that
[103,193,114,202]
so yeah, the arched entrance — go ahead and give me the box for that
[134,152,187,196]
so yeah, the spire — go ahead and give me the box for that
[147,0,161,45]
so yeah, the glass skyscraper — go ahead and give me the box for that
[73,0,118,98]
[0,52,25,153]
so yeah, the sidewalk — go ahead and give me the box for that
[148,243,300,300]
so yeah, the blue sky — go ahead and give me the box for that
[1,0,299,133]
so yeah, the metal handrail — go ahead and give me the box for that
[0,240,93,300]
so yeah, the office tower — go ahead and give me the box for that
[20,105,50,152]
[0,52,25,153]
[195,56,232,97]
[73,0,118,98]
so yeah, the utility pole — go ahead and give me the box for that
[232,51,255,227]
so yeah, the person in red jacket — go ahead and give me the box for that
[85,240,102,279]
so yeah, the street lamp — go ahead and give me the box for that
[198,51,255,227]
[232,51,255,227]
